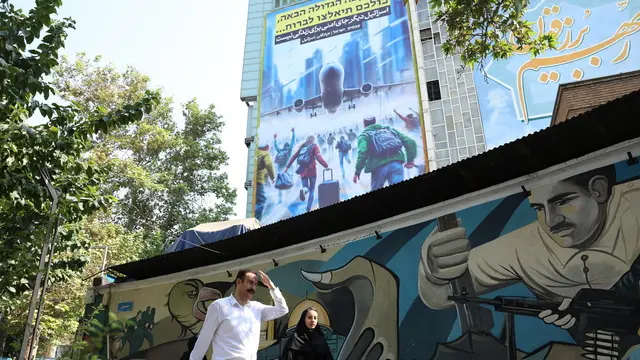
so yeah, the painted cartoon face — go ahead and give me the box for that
[192,287,222,321]
[305,310,318,329]
[167,279,203,334]
[529,179,607,248]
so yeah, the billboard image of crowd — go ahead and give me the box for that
[253,0,426,225]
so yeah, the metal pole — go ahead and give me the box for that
[101,247,108,277]
[89,246,109,278]
[19,168,58,360]
[27,215,62,360]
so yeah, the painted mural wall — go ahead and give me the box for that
[94,156,640,360]
[477,0,640,148]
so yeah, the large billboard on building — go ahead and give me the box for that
[253,0,427,225]
[476,0,640,148]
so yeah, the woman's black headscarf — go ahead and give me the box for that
[282,307,333,359]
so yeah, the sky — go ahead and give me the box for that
[14,0,251,219]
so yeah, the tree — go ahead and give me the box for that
[52,53,237,255]
[409,0,556,74]
[0,0,160,355]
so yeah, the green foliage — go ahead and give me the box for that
[52,53,237,253]
[417,0,557,73]
[0,0,159,355]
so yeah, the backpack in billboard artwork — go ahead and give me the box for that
[369,127,403,158]
[274,150,287,165]
[337,139,351,153]
[297,144,314,167]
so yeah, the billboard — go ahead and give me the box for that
[253,0,427,225]
[476,0,640,148]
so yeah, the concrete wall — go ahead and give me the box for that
[88,141,640,360]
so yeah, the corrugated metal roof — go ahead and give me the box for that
[110,89,640,281]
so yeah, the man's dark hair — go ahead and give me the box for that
[563,164,617,194]
[235,269,257,282]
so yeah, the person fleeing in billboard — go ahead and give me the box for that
[353,116,417,191]
[284,135,328,213]
[335,135,352,179]
[326,132,335,157]
[345,128,358,159]
[393,109,420,133]
[274,128,296,203]
[189,269,289,360]
[255,140,275,222]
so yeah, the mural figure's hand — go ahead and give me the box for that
[421,227,470,284]
[538,298,576,329]
[301,256,398,360]
[582,330,620,360]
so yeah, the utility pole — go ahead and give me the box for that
[19,168,60,360]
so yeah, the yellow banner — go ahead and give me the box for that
[275,0,390,35]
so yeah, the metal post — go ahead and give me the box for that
[19,168,58,360]
[27,215,62,360]
[89,246,109,277]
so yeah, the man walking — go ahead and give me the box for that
[189,269,289,360]
[353,116,416,191]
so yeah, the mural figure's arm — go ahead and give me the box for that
[313,145,329,169]
[265,153,276,182]
[284,147,301,172]
[418,226,523,309]
[394,129,417,165]
[189,302,220,360]
[353,135,368,178]
[258,270,289,321]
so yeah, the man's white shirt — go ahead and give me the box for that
[189,288,289,360]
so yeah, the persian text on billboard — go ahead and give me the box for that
[254,0,426,225]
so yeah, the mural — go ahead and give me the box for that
[253,0,427,225]
[477,0,640,148]
[90,156,640,360]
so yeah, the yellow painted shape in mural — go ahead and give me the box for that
[548,70,560,82]
[539,72,550,83]
[551,5,561,14]
[564,17,575,27]
[613,39,631,63]
[571,68,584,80]
[542,7,552,16]
[619,0,629,11]
[584,9,591,19]
[589,56,602,67]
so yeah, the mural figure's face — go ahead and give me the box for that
[193,287,222,321]
[305,310,318,329]
[529,176,609,248]
[236,272,258,302]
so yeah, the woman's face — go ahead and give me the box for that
[305,310,318,329]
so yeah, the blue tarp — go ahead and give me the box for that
[163,218,261,254]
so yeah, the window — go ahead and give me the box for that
[433,32,442,45]
[426,80,442,101]
[420,28,433,41]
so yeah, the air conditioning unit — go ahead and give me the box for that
[244,181,252,189]
[244,136,255,147]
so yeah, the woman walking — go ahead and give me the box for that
[281,307,333,360]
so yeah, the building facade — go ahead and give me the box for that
[411,1,488,169]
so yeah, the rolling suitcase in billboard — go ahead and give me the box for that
[318,168,340,208]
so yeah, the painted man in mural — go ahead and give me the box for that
[418,164,640,357]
